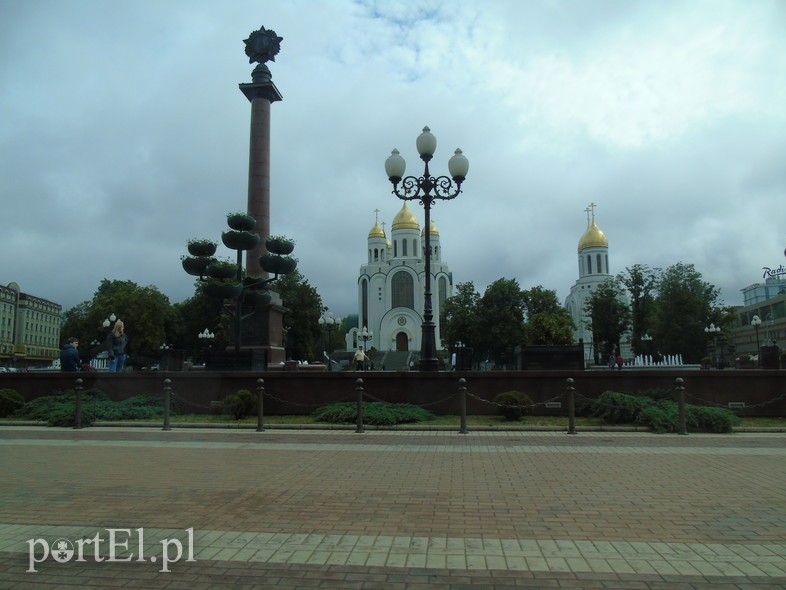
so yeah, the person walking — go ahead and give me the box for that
[353,347,369,371]
[59,338,81,372]
[106,320,129,372]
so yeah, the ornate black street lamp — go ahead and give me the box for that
[385,126,469,371]
[318,312,338,371]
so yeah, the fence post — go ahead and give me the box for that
[74,378,83,430]
[566,378,577,435]
[256,378,265,432]
[162,378,172,431]
[675,377,687,435]
[355,378,365,433]
[458,378,468,434]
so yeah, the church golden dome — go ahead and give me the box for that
[421,220,439,236]
[392,202,420,230]
[368,221,385,239]
[578,219,608,252]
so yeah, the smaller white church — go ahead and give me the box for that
[564,203,631,363]
[346,204,453,352]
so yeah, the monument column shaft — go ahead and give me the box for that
[246,97,272,277]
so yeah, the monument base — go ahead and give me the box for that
[213,292,288,370]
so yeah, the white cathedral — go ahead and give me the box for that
[345,203,453,353]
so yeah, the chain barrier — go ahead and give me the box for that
[164,375,785,425]
[362,389,458,409]
[465,390,564,411]
[171,393,215,411]
[685,390,786,410]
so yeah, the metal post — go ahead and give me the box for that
[256,378,265,432]
[74,378,83,430]
[458,378,468,434]
[163,378,172,431]
[566,378,577,435]
[355,378,365,433]
[675,377,687,435]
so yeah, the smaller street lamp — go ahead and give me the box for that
[198,329,215,365]
[751,315,762,365]
[318,312,338,371]
[102,313,117,329]
[705,323,721,369]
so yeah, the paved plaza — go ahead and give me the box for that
[0,426,784,589]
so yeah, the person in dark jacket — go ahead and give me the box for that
[60,338,81,372]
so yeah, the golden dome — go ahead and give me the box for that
[368,221,385,239]
[578,219,608,252]
[392,202,420,230]
[421,220,439,236]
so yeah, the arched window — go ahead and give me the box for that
[394,241,398,257]
[587,255,592,274]
[361,279,368,328]
[374,248,379,262]
[597,253,602,274]
[413,239,418,257]
[605,255,609,274]
[391,271,414,309]
[438,276,447,308]
[435,277,448,330]
[402,240,408,256]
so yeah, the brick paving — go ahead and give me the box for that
[0,426,784,588]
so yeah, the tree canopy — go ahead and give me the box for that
[584,277,632,360]
[440,280,575,367]
[651,262,720,363]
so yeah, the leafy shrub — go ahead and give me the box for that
[313,402,434,426]
[223,389,257,420]
[0,388,25,418]
[635,399,740,434]
[573,394,596,417]
[592,391,652,424]
[687,405,740,433]
[492,391,534,421]
[14,389,169,427]
[636,400,677,433]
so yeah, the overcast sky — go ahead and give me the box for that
[2,0,785,320]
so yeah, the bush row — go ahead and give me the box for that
[591,390,740,433]
[11,389,168,427]
[312,402,435,426]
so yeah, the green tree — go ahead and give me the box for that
[62,280,179,365]
[173,285,227,360]
[439,282,480,353]
[618,264,659,354]
[475,278,526,367]
[584,277,631,360]
[652,262,720,364]
[275,267,323,361]
[521,286,575,345]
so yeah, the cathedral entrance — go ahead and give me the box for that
[395,332,409,351]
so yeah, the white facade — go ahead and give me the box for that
[347,203,453,352]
